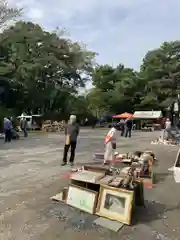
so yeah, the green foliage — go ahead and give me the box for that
[141,41,180,108]
[89,41,180,115]
[0,21,96,119]
[90,64,146,114]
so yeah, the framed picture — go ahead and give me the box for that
[66,185,98,214]
[96,185,134,225]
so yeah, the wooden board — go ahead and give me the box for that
[93,217,124,232]
[84,165,108,174]
[70,170,105,183]
[51,187,68,202]
[51,192,64,202]
[99,175,115,185]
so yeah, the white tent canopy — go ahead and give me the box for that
[133,111,162,119]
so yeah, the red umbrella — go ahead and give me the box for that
[112,112,133,119]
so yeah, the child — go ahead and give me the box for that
[104,125,118,165]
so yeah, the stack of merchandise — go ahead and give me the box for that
[151,137,180,146]
[117,150,156,188]
[42,120,65,132]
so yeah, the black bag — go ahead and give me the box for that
[112,143,116,150]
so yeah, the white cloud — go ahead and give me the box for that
[7,0,180,71]
[26,8,44,20]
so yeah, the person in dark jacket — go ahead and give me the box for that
[119,119,125,136]
[20,117,28,137]
[4,117,12,142]
[125,118,133,138]
[61,115,79,166]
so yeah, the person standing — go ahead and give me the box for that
[92,119,97,129]
[61,115,79,166]
[177,119,180,129]
[165,118,171,129]
[21,117,28,137]
[125,118,133,138]
[163,118,171,140]
[119,118,125,136]
[104,125,118,165]
[4,117,12,142]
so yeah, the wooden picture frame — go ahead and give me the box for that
[66,185,98,214]
[96,185,134,225]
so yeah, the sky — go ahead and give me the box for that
[7,0,180,71]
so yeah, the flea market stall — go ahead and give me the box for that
[133,111,163,131]
[51,150,158,232]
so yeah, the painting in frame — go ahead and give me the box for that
[66,185,98,214]
[96,185,134,225]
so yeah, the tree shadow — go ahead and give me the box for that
[132,200,180,225]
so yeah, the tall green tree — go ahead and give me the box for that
[91,64,144,114]
[0,21,96,116]
[141,41,180,108]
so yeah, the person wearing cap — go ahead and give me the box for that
[61,115,80,166]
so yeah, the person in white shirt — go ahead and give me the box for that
[164,118,171,140]
[165,118,171,129]
[104,125,118,165]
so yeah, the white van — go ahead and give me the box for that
[17,115,42,130]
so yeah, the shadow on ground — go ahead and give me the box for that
[44,202,97,231]
[133,200,180,225]
[44,199,180,230]
[154,172,170,184]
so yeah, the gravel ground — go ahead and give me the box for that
[0,129,180,240]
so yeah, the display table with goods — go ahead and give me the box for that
[51,165,144,226]
[109,150,156,188]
